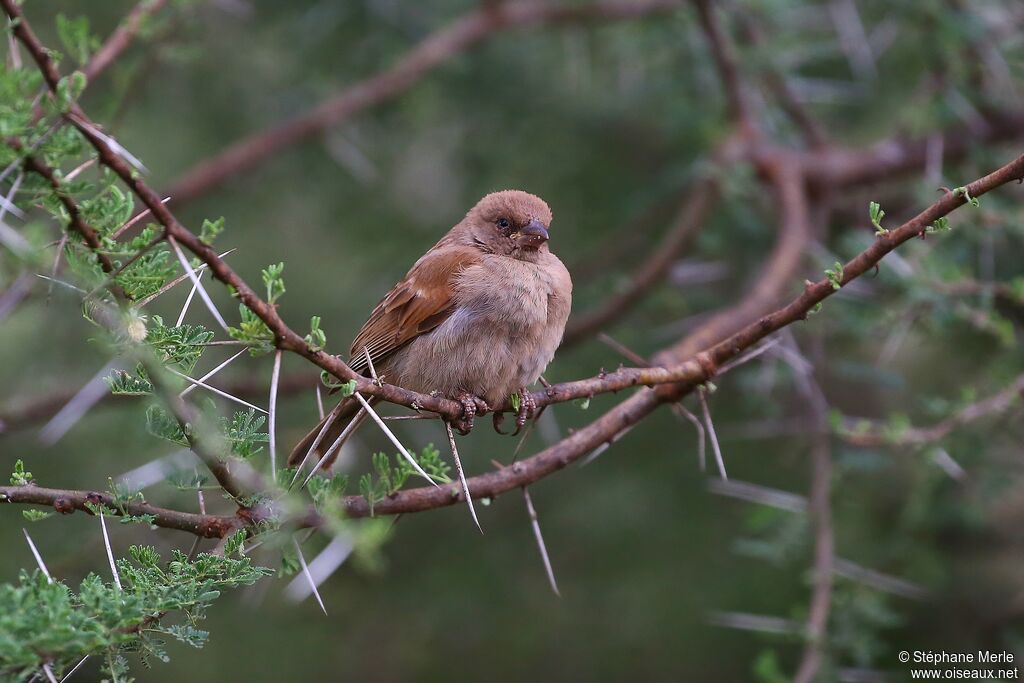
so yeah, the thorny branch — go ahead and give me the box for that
[2,1,1024,547]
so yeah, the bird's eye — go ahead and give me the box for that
[496,218,511,230]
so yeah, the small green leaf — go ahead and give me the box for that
[869,201,887,235]
[23,509,52,522]
[10,459,33,486]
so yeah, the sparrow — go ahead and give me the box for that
[287,190,573,471]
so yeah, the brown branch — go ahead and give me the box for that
[839,373,1024,448]
[561,175,719,347]
[164,0,685,205]
[792,343,834,683]
[16,144,117,276]
[693,0,755,135]
[0,484,240,538]
[333,151,1024,518]
[5,0,1024,526]
[83,0,168,82]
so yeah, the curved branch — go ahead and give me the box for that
[839,372,1024,448]
[83,0,169,82]
[165,0,685,205]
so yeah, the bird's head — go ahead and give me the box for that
[461,190,554,262]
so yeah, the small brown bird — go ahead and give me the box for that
[288,190,572,471]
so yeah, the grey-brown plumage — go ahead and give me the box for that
[288,190,572,470]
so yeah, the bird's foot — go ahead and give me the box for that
[454,392,489,435]
[511,387,536,436]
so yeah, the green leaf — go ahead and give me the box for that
[228,305,274,356]
[825,261,844,291]
[23,509,52,522]
[145,316,214,373]
[220,409,268,460]
[145,405,188,446]
[304,315,327,352]
[199,217,225,245]
[869,200,887,235]
[261,262,285,304]
[10,459,33,486]
[55,14,98,65]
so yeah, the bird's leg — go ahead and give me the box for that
[511,386,537,436]
[454,392,489,435]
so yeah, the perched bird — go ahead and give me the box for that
[287,190,573,471]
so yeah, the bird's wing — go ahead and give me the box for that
[348,244,480,374]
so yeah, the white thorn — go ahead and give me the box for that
[22,528,52,582]
[523,488,560,596]
[180,349,248,398]
[445,421,482,533]
[269,349,282,476]
[698,389,728,480]
[166,366,267,413]
[293,538,327,616]
[353,392,439,488]
[99,512,122,591]
[168,236,228,331]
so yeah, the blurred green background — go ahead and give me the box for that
[2,0,1024,680]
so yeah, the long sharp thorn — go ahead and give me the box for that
[523,488,560,597]
[300,409,367,489]
[290,401,344,487]
[698,390,728,480]
[99,512,122,591]
[166,367,267,413]
[180,349,248,397]
[0,171,24,223]
[111,196,170,239]
[41,664,58,683]
[284,536,352,601]
[353,392,439,487]
[135,248,234,308]
[672,403,706,472]
[168,235,228,331]
[174,268,202,326]
[269,349,282,476]
[315,385,324,420]
[59,657,89,682]
[23,529,52,582]
[445,421,482,533]
[293,538,327,616]
[47,234,68,300]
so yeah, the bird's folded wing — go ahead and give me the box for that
[349,244,481,373]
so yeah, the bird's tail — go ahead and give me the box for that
[287,396,371,472]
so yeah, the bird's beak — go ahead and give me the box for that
[516,219,549,249]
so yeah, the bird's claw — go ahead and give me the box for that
[511,387,536,436]
[454,392,489,435]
